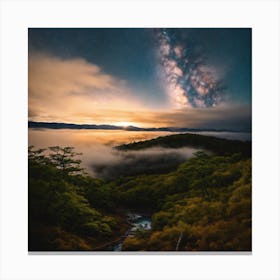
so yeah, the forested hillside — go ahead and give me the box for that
[117,133,251,157]
[29,133,251,251]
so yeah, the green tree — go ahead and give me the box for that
[48,146,83,175]
[28,145,48,164]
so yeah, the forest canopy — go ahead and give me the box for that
[28,133,251,251]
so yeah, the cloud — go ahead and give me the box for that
[85,103,251,131]
[156,103,251,131]
[89,146,200,179]
[28,52,144,123]
[28,52,251,131]
[119,103,251,131]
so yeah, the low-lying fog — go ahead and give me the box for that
[29,129,251,179]
[90,146,200,178]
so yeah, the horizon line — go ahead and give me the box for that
[28,120,251,133]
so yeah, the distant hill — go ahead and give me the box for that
[28,121,120,130]
[117,133,251,157]
[28,121,248,133]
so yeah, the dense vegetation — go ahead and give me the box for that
[29,133,251,251]
[117,133,251,157]
[120,152,251,251]
[28,146,125,251]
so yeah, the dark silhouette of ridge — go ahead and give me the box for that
[28,121,250,133]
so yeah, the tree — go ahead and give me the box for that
[28,145,48,164]
[48,146,83,175]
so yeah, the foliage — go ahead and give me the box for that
[117,133,251,157]
[28,146,120,250]
[29,132,252,251]
[116,153,251,251]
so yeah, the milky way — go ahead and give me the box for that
[156,28,226,108]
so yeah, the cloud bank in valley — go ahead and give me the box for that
[89,146,200,179]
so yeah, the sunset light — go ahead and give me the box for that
[113,121,138,128]
[28,28,252,253]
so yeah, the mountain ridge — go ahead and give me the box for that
[28,121,250,133]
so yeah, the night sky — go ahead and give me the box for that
[28,28,251,131]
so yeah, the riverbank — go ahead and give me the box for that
[98,213,152,251]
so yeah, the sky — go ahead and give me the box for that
[28,28,251,131]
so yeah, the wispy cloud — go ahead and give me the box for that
[29,52,250,131]
[28,52,144,123]
[127,103,251,131]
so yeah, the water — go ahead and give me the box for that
[126,213,152,234]
[28,128,251,251]
[129,217,152,233]
[113,213,152,251]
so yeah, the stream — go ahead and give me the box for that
[113,213,152,251]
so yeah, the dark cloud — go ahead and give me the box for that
[122,103,251,131]
[160,103,251,131]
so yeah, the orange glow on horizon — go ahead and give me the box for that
[112,121,140,128]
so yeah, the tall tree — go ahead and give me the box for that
[48,146,83,175]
